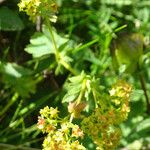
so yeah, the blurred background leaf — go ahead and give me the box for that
[0,7,24,31]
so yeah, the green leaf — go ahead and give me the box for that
[62,84,82,103]
[62,73,85,103]
[62,72,104,112]
[25,25,68,58]
[0,62,36,97]
[135,118,150,133]
[43,25,68,47]
[85,51,101,65]
[0,7,24,31]
[25,32,55,58]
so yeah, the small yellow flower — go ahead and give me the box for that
[72,125,84,138]
[37,117,45,130]
[49,107,59,118]
[61,122,69,134]
[121,103,130,113]
[71,140,86,150]
[109,88,116,96]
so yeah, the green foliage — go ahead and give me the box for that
[0,62,36,97]
[0,0,150,150]
[25,25,68,58]
[0,7,24,31]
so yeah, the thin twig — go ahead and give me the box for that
[139,73,150,114]
[0,143,41,150]
[0,0,5,4]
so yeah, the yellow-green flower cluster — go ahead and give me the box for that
[43,133,85,150]
[109,80,132,122]
[37,106,85,150]
[37,106,59,133]
[81,109,122,150]
[18,0,58,21]
[81,81,132,150]
[18,0,41,21]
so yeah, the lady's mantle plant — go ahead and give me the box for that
[18,0,132,149]
[37,75,132,150]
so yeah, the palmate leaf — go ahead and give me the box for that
[25,32,54,58]
[0,7,24,31]
[62,72,103,111]
[62,72,109,113]
[25,25,68,58]
[0,62,36,97]
[62,73,85,103]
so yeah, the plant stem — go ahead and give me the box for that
[46,17,59,61]
[0,143,41,150]
[139,73,150,114]
[60,59,78,75]
[9,99,23,126]
[92,89,98,108]
[69,114,74,123]
[46,18,78,75]
[0,93,19,116]
[76,79,86,104]
[73,38,99,53]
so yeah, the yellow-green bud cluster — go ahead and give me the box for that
[18,0,58,21]
[37,106,85,150]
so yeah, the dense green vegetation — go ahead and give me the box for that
[0,0,150,149]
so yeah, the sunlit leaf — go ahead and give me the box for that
[25,25,68,58]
